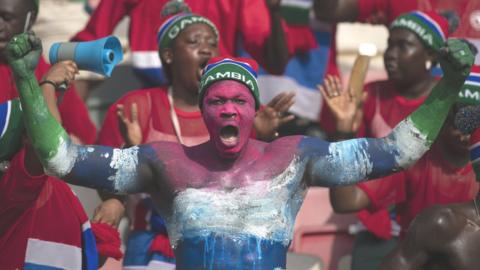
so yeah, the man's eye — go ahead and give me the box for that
[208,99,224,105]
[233,98,245,105]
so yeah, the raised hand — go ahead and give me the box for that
[4,31,42,79]
[439,39,475,85]
[318,75,367,134]
[117,103,142,146]
[254,92,295,141]
[42,60,79,88]
[92,198,126,228]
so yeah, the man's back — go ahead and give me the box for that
[381,202,480,270]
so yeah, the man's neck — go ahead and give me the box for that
[171,82,200,112]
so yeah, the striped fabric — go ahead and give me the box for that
[390,10,449,51]
[459,65,480,105]
[24,239,82,270]
[0,98,23,162]
[156,13,218,49]
[411,11,447,41]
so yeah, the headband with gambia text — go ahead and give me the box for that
[157,13,219,49]
[199,57,261,110]
[390,11,449,52]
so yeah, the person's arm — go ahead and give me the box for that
[301,39,474,187]
[380,206,462,270]
[263,0,290,74]
[329,185,370,213]
[313,0,359,22]
[6,32,157,194]
[71,0,136,41]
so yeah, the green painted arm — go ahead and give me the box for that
[407,39,474,145]
[5,32,72,175]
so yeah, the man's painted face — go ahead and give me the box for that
[202,80,256,159]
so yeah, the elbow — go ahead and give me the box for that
[331,200,364,213]
[329,186,369,213]
[43,136,78,178]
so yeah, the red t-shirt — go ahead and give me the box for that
[97,87,209,147]
[0,58,97,145]
[0,147,91,269]
[357,80,427,138]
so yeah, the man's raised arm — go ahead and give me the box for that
[5,32,155,194]
[302,39,474,187]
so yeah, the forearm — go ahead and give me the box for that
[388,78,462,169]
[329,185,370,213]
[15,74,147,194]
[264,7,289,74]
[15,73,73,177]
[308,78,461,186]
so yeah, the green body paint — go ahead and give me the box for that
[14,73,70,169]
[407,79,463,145]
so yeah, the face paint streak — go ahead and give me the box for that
[45,135,78,177]
[389,118,429,169]
[109,146,140,192]
[166,157,306,249]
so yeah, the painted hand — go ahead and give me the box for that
[254,92,295,141]
[317,75,367,134]
[92,198,126,228]
[117,103,142,146]
[439,39,475,85]
[4,31,42,79]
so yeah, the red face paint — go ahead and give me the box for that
[202,80,256,159]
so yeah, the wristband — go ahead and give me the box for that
[39,80,58,90]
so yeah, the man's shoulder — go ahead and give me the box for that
[411,204,471,241]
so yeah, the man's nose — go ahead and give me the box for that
[220,103,237,119]
[199,42,213,57]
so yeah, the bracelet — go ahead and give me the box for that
[39,80,58,90]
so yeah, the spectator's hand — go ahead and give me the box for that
[266,0,281,11]
[5,31,42,79]
[439,39,474,85]
[254,92,295,141]
[92,198,125,228]
[318,75,367,134]
[42,60,79,88]
[117,103,142,146]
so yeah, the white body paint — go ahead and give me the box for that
[165,158,307,248]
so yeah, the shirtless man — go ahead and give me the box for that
[5,32,474,269]
[380,113,480,270]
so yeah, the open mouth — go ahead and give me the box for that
[220,125,239,146]
[198,59,209,79]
